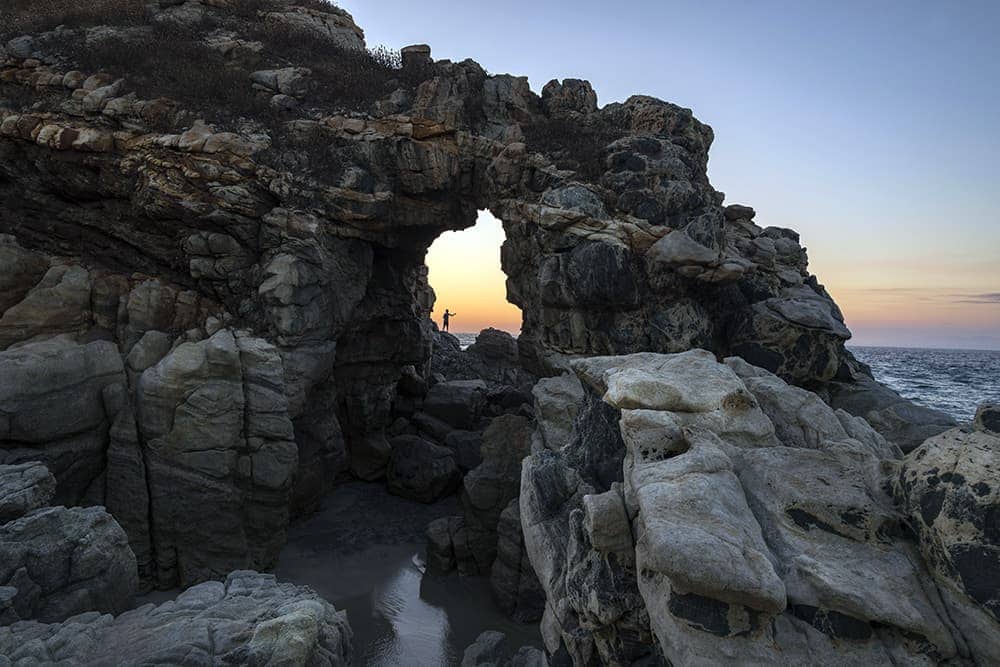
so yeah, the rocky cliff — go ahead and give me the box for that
[0,0,969,637]
[520,351,999,664]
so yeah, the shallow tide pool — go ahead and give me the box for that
[273,482,542,666]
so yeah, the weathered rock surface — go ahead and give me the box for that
[824,372,956,452]
[424,379,489,430]
[532,372,584,451]
[520,350,998,665]
[424,414,539,584]
[0,336,127,506]
[0,570,352,665]
[459,415,535,574]
[0,505,137,623]
[894,425,1000,661]
[490,498,545,623]
[0,461,55,523]
[0,0,953,600]
[975,402,1000,434]
[461,630,546,667]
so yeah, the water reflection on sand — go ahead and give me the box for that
[273,482,541,666]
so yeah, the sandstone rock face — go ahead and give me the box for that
[520,350,998,665]
[0,461,55,522]
[0,505,137,623]
[386,434,461,503]
[0,571,352,666]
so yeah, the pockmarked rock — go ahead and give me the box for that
[894,426,1000,661]
[520,350,999,665]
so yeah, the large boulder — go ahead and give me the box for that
[466,327,518,364]
[135,329,298,588]
[0,505,137,623]
[461,631,545,667]
[0,571,352,665]
[386,435,461,503]
[894,426,1000,661]
[0,264,92,350]
[0,461,55,523]
[429,329,535,387]
[0,337,127,505]
[490,499,545,622]
[423,379,488,429]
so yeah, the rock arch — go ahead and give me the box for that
[0,1,952,591]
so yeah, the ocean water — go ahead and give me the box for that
[850,346,1000,422]
[450,333,998,422]
[452,332,479,350]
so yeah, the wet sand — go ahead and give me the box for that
[273,481,542,666]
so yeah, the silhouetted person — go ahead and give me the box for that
[442,309,456,332]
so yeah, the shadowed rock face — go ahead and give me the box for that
[0,0,951,591]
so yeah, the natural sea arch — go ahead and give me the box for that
[425,210,522,337]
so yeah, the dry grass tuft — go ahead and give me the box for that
[1,0,145,39]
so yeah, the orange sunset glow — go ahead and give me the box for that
[426,211,522,334]
[428,214,1000,349]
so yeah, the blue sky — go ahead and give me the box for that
[340,0,1000,349]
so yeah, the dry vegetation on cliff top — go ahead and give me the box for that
[2,0,432,127]
[523,118,625,179]
[1,0,339,36]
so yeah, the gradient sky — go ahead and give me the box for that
[340,0,1000,348]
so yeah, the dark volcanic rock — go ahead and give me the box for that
[894,426,1000,659]
[825,371,956,452]
[386,435,461,503]
[429,328,535,388]
[460,415,535,573]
